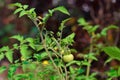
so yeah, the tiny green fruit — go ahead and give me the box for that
[63,54,74,63]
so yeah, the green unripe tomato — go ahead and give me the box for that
[63,54,74,63]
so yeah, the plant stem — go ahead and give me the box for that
[86,37,93,78]
[64,66,68,80]
[33,20,64,80]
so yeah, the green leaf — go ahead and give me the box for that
[53,6,70,15]
[34,51,49,61]
[89,25,99,33]
[8,64,18,79]
[25,37,34,43]
[19,10,27,17]
[45,36,52,45]
[23,5,28,9]
[103,46,120,61]
[88,53,98,61]
[20,44,32,60]
[14,8,23,14]
[104,57,113,65]
[29,8,35,13]
[10,3,22,7]
[81,61,90,66]
[0,46,9,52]
[35,45,43,51]
[69,66,75,74]
[101,25,118,36]
[107,69,118,77]
[78,18,88,26]
[22,62,36,72]
[66,60,81,67]
[5,49,13,63]
[13,74,28,80]
[28,8,37,19]
[100,28,108,36]
[59,18,71,31]
[0,52,4,61]
[118,67,120,76]
[13,43,19,50]
[48,10,53,16]
[0,66,6,74]
[62,33,75,45]
[40,52,48,59]
[29,43,35,50]
[10,35,24,42]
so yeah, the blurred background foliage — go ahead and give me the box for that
[0,0,120,54]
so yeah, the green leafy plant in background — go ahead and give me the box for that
[0,2,120,80]
[77,18,119,80]
[103,46,120,80]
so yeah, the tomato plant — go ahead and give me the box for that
[0,2,119,80]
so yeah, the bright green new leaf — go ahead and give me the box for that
[11,3,22,7]
[19,10,27,17]
[48,10,53,16]
[103,46,120,61]
[10,35,24,42]
[5,49,13,63]
[29,8,35,13]
[13,43,19,50]
[14,8,23,14]
[0,66,6,74]
[53,6,70,15]
[23,5,28,9]
[78,18,88,26]
[0,53,4,61]
[29,43,36,50]
[25,38,34,43]
[20,44,32,60]
[89,25,99,33]
[100,28,108,36]
[0,46,9,52]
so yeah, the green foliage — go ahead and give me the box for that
[106,68,120,80]
[53,6,70,15]
[103,46,120,61]
[61,33,75,45]
[43,6,70,23]
[0,2,119,80]
[10,3,36,19]
[100,25,118,36]
[0,66,6,74]
[11,35,24,42]
[78,18,99,34]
